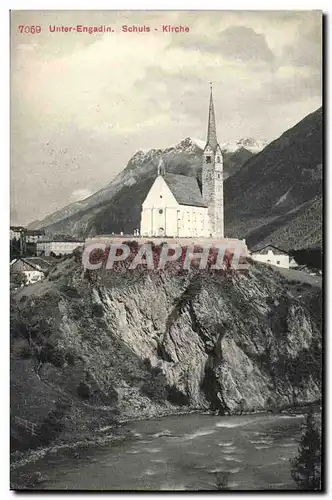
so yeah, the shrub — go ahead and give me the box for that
[91,303,104,317]
[59,284,80,298]
[142,357,152,371]
[11,338,31,359]
[10,271,27,289]
[65,351,75,366]
[141,366,168,402]
[38,342,65,368]
[77,381,90,399]
[291,410,322,490]
[37,399,71,445]
[215,472,230,490]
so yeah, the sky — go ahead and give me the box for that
[10,10,322,225]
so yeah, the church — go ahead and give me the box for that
[140,87,224,238]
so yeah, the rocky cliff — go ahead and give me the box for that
[10,251,321,450]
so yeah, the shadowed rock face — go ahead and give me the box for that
[224,107,322,250]
[10,252,321,449]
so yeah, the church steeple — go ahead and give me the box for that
[202,83,224,238]
[206,83,218,151]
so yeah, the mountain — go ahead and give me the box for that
[37,108,322,251]
[224,107,323,250]
[11,250,321,454]
[26,220,43,230]
[220,137,268,154]
[37,137,259,236]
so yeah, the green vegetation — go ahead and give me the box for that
[37,399,72,446]
[291,410,322,490]
[10,270,27,290]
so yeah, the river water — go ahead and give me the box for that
[12,413,304,491]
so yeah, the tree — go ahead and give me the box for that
[37,399,71,445]
[291,410,321,490]
[215,472,230,490]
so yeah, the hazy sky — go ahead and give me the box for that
[11,10,322,225]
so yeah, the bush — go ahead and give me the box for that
[291,410,322,490]
[77,381,90,399]
[38,342,65,368]
[65,351,75,366]
[141,366,168,402]
[37,399,71,445]
[59,284,80,298]
[91,303,104,317]
[10,271,27,289]
[215,472,230,490]
[11,338,31,359]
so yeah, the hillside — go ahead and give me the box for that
[247,196,322,251]
[11,250,322,453]
[224,107,323,249]
[38,138,256,234]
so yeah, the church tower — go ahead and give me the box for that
[202,84,224,237]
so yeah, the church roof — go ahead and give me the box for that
[163,173,207,208]
[252,244,289,255]
[204,86,220,153]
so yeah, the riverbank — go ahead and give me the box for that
[11,412,306,491]
[11,401,321,490]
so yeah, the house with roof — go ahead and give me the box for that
[10,257,56,284]
[10,226,25,241]
[36,239,84,256]
[140,86,224,238]
[25,229,45,243]
[251,244,291,269]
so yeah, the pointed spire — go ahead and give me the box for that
[206,83,218,151]
[157,157,165,176]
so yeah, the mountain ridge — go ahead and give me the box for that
[36,136,261,232]
[224,107,322,250]
[32,107,322,251]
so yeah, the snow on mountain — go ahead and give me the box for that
[190,137,268,154]
[220,138,268,154]
[36,136,262,232]
[190,137,206,150]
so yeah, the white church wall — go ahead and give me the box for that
[140,175,210,237]
[177,205,210,238]
[141,176,179,237]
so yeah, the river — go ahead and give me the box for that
[12,412,304,491]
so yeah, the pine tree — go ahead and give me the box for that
[291,409,321,490]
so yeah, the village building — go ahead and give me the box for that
[10,226,25,241]
[10,257,55,285]
[140,86,224,238]
[251,244,290,269]
[36,239,84,256]
[25,229,45,243]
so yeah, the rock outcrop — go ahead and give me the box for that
[10,252,322,449]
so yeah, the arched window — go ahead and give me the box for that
[216,156,220,163]
[206,156,211,163]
